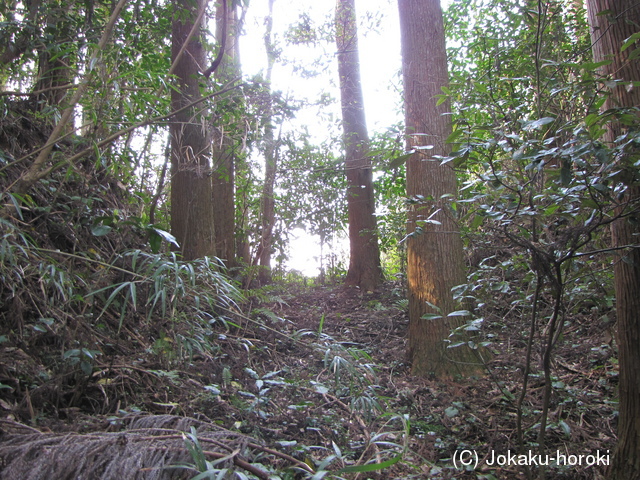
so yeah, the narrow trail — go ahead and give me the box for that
[0,280,617,479]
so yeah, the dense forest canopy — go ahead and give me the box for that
[0,0,639,478]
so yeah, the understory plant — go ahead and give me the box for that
[442,0,638,476]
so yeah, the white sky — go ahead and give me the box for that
[240,0,404,137]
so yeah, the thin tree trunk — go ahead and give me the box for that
[170,0,215,260]
[1,0,127,216]
[257,0,278,285]
[32,4,76,113]
[587,1,640,478]
[336,0,383,292]
[398,0,482,377]
[211,0,240,267]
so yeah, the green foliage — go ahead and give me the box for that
[442,0,638,465]
[86,251,242,334]
[317,312,325,338]
[275,136,348,271]
[91,211,178,253]
[272,268,314,286]
[172,427,241,480]
[446,0,593,127]
[0,1,627,477]
[63,347,101,376]
[310,414,410,479]
[370,126,408,275]
[0,214,242,363]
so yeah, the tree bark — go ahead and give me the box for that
[398,0,482,377]
[170,0,215,260]
[586,1,640,478]
[211,0,240,267]
[336,0,383,292]
[257,0,279,284]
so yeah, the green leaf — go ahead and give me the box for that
[129,282,137,311]
[80,361,93,376]
[444,406,460,417]
[336,451,404,473]
[152,228,179,247]
[580,59,612,71]
[149,232,162,253]
[544,204,560,215]
[523,117,555,131]
[621,32,640,52]
[64,349,81,359]
[470,214,485,230]
[314,383,329,394]
[559,420,571,436]
[91,224,112,236]
[332,441,342,459]
[317,313,325,337]
[277,440,297,448]
[447,310,470,317]
[446,128,464,144]
[387,152,413,170]
[183,427,208,472]
[148,228,178,253]
[584,114,600,127]
[204,385,221,395]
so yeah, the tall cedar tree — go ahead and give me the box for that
[170,0,215,260]
[587,1,640,478]
[257,0,279,284]
[398,0,482,376]
[211,0,240,266]
[336,0,383,292]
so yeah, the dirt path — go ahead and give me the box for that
[0,281,617,479]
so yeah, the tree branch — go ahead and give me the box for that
[3,0,129,203]
[0,79,241,219]
[203,0,227,79]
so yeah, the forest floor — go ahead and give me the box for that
[0,277,618,479]
[0,98,619,480]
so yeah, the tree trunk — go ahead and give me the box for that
[257,0,279,285]
[0,0,41,71]
[586,1,640,478]
[398,0,482,377]
[32,2,76,129]
[3,0,127,211]
[211,0,240,267]
[170,0,215,260]
[336,0,383,292]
